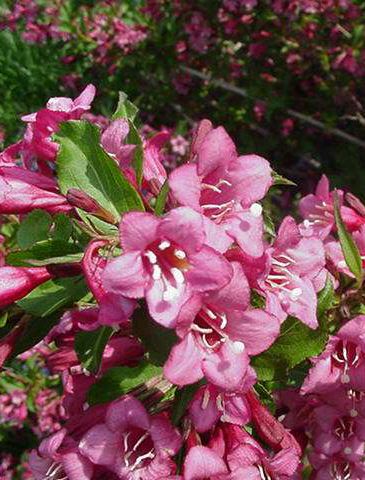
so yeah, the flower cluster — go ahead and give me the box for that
[1,85,365,478]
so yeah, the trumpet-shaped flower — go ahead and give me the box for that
[103,207,233,327]
[164,262,279,390]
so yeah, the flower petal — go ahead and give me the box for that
[164,333,204,386]
[184,446,228,480]
[102,252,146,298]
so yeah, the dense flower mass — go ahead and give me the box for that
[1,85,365,479]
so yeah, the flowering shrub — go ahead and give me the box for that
[1,85,365,478]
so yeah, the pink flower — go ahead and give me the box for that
[164,261,279,390]
[301,316,365,395]
[0,166,71,214]
[102,208,233,327]
[0,265,52,309]
[188,380,254,432]
[82,240,136,326]
[299,175,365,239]
[169,121,272,257]
[79,395,181,479]
[258,216,326,329]
[183,424,300,480]
[21,84,96,163]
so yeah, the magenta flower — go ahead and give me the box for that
[82,240,136,326]
[29,427,95,480]
[0,166,71,214]
[169,121,272,257]
[258,216,326,329]
[299,175,365,239]
[188,379,254,432]
[0,265,52,309]
[164,261,279,389]
[183,424,300,480]
[21,84,96,163]
[312,403,365,456]
[103,207,233,327]
[101,118,136,171]
[302,316,365,394]
[79,395,181,479]
[309,449,365,480]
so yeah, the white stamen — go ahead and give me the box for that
[130,449,155,470]
[158,240,171,250]
[145,250,157,264]
[201,389,211,410]
[202,335,221,350]
[232,341,245,354]
[171,267,185,284]
[174,249,186,259]
[201,183,222,193]
[152,264,162,280]
[250,203,263,217]
[290,287,302,301]
[350,409,358,417]
[133,432,149,452]
[123,432,131,454]
[203,307,217,319]
[192,324,213,334]
[220,313,227,329]
[303,219,311,228]
[216,394,225,412]
[344,447,352,455]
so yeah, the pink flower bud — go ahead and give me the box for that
[66,188,117,224]
[0,266,52,309]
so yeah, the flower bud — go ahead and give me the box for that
[0,266,52,309]
[66,188,117,224]
[246,389,301,455]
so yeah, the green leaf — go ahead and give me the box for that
[171,381,205,425]
[11,313,60,357]
[6,240,83,267]
[112,91,139,122]
[88,361,162,405]
[17,276,88,317]
[75,326,113,373]
[317,275,335,319]
[56,120,144,220]
[16,210,52,249]
[252,314,328,381]
[272,171,296,187]
[0,312,8,328]
[51,214,73,240]
[132,303,177,366]
[154,181,169,216]
[334,192,363,287]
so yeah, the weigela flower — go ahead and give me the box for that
[164,261,279,390]
[102,207,233,327]
[82,240,136,327]
[169,121,272,258]
[302,316,365,395]
[79,395,181,479]
[21,84,96,164]
[299,175,365,240]
[0,265,52,309]
[259,216,325,329]
[0,166,71,214]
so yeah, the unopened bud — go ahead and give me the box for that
[66,188,117,224]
